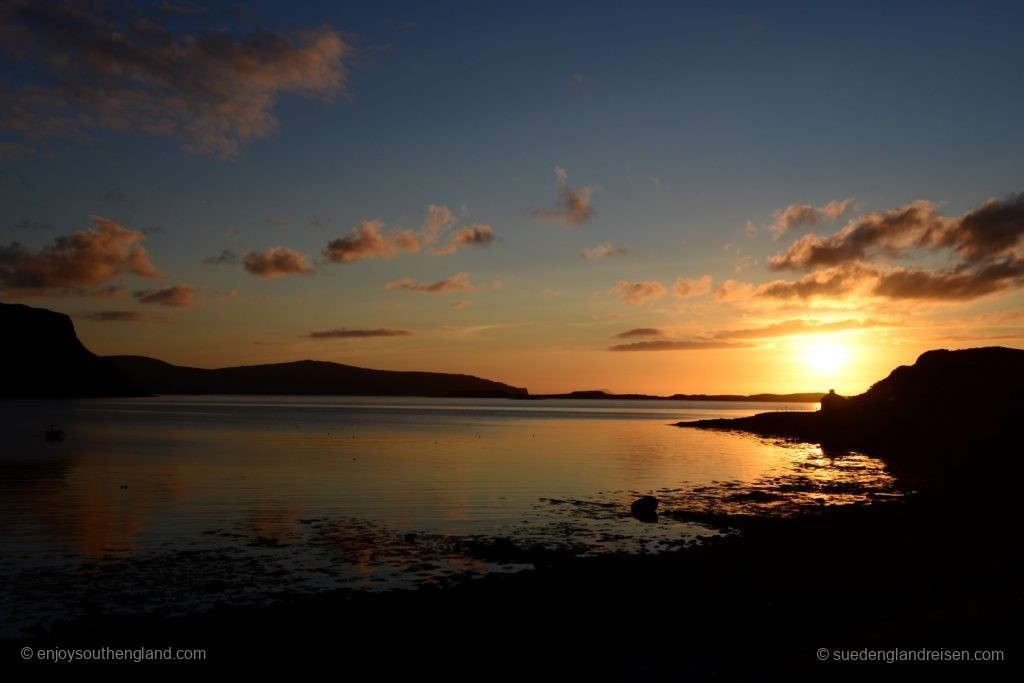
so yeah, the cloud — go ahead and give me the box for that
[731,193,1024,304]
[608,340,749,352]
[134,284,195,307]
[202,249,238,265]
[613,328,665,339]
[771,198,856,237]
[450,299,473,309]
[610,281,666,306]
[0,141,36,159]
[324,207,498,263]
[385,272,474,293]
[431,224,495,255]
[243,247,314,277]
[768,201,947,271]
[422,204,455,242]
[532,166,594,226]
[82,310,146,322]
[0,1,349,157]
[673,274,712,298]
[581,243,627,261]
[713,318,897,339]
[0,216,160,295]
[309,328,412,338]
[872,256,1024,301]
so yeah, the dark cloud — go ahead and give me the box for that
[752,262,877,300]
[385,273,474,293]
[532,166,594,226]
[610,281,666,306]
[613,328,665,339]
[134,284,195,307]
[608,340,749,352]
[0,1,348,157]
[309,328,412,339]
[243,247,313,277]
[872,256,1024,301]
[0,216,160,295]
[581,243,627,261]
[202,249,238,265]
[82,310,146,322]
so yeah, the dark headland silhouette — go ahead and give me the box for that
[677,346,1024,485]
[0,302,526,399]
[0,302,141,398]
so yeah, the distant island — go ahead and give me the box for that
[533,390,824,402]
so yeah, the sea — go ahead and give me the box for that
[0,395,899,636]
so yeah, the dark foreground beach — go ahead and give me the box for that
[6,348,1023,677]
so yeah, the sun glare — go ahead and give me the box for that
[802,340,849,375]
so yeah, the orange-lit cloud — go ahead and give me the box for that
[386,272,475,293]
[134,284,196,307]
[581,243,627,261]
[243,247,314,277]
[673,274,712,298]
[771,198,856,238]
[610,280,666,305]
[0,1,349,157]
[533,166,594,226]
[0,216,161,295]
[309,328,412,338]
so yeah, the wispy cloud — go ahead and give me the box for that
[385,272,475,293]
[608,340,749,352]
[713,318,897,339]
[243,247,314,277]
[0,1,349,157]
[134,284,196,307]
[610,280,666,306]
[532,166,594,226]
[309,328,412,338]
[581,243,627,261]
[0,216,160,296]
[771,198,856,238]
[202,249,238,265]
[613,328,665,339]
[673,274,712,298]
[82,310,147,322]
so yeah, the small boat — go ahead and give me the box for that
[44,424,66,442]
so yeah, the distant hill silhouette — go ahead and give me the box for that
[678,346,1024,484]
[535,390,824,402]
[106,355,529,398]
[0,302,140,398]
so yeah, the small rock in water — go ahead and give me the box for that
[630,495,659,523]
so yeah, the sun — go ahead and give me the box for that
[802,340,849,375]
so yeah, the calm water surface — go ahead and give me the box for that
[0,396,896,634]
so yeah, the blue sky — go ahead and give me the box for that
[2,0,1023,393]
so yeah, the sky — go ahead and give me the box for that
[1,0,1023,395]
